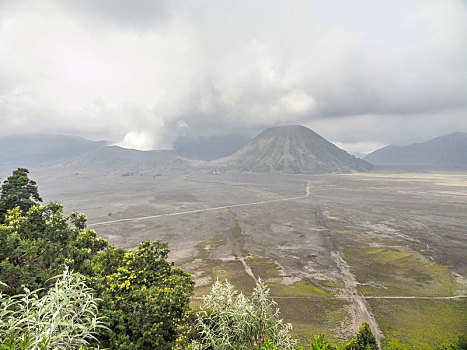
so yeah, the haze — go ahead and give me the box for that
[1,0,467,153]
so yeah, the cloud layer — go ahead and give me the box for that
[1,0,466,152]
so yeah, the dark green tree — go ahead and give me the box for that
[346,322,378,350]
[0,167,195,348]
[0,202,107,294]
[0,168,42,223]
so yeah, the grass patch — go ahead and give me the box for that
[193,259,256,297]
[194,233,227,260]
[321,281,345,289]
[228,210,247,255]
[246,256,282,281]
[275,297,351,345]
[343,245,458,296]
[245,256,328,296]
[270,280,329,297]
[212,259,256,294]
[370,299,467,349]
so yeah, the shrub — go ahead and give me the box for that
[190,278,296,350]
[0,267,105,349]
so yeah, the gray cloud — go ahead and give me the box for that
[0,0,466,152]
[58,0,171,31]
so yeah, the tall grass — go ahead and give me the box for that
[0,267,106,350]
[190,278,297,350]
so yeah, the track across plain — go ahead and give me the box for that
[88,181,312,227]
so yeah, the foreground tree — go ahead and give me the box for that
[0,168,194,349]
[89,240,194,350]
[346,323,378,350]
[0,168,42,223]
[0,202,107,294]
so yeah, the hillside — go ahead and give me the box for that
[213,125,373,174]
[364,132,467,168]
[0,134,107,172]
[64,145,193,173]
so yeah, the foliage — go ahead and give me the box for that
[259,336,278,350]
[0,168,194,349]
[190,278,297,350]
[308,333,340,350]
[435,335,467,350]
[345,323,378,350]
[88,240,194,350]
[0,267,105,349]
[0,202,107,295]
[306,326,376,350]
[0,168,42,224]
[188,277,381,350]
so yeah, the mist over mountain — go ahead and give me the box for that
[0,134,107,172]
[174,134,250,161]
[214,125,373,174]
[352,152,369,159]
[364,132,467,168]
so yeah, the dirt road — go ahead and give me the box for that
[331,251,383,347]
[89,180,312,227]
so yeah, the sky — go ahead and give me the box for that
[0,0,466,154]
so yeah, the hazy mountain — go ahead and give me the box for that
[64,145,193,173]
[0,134,107,171]
[213,125,373,174]
[174,134,251,161]
[352,152,368,159]
[364,132,467,168]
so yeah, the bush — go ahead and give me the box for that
[190,278,296,350]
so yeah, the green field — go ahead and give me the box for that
[370,299,467,349]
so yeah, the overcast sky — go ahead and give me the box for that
[1,0,466,153]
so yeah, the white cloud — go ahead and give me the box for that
[0,0,466,149]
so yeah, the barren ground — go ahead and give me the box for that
[31,169,467,347]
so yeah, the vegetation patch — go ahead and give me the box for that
[270,280,329,297]
[275,297,352,345]
[321,280,345,289]
[369,299,467,349]
[246,255,283,281]
[194,233,227,260]
[343,245,458,296]
[193,259,256,297]
[229,209,247,255]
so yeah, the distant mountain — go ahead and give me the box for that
[213,125,373,174]
[0,134,107,172]
[364,132,467,168]
[174,134,250,161]
[64,145,193,173]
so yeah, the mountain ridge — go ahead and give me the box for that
[364,132,467,168]
[0,133,108,172]
[63,145,193,172]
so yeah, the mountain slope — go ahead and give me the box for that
[364,132,467,167]
[0,134,107,171]
[213,125,373,174]
[64,145,193,172]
